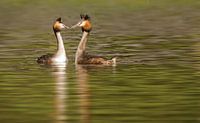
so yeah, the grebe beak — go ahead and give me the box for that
[63,24,70,29]
[64,25,70,29]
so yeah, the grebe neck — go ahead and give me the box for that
[53,31,67,62]
[75,31,88,64]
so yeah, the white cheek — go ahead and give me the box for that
[80,21,86,27]
[60,24,65,29]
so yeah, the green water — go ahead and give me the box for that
[1,0,200,123]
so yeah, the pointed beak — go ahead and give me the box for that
[62,23,69,29]
[64,24,70,29]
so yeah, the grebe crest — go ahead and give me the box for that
[37,17,69,64]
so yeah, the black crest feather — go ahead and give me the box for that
[80,14,90,20]
[56,17,62,22]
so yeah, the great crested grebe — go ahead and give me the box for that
[37,17,69,64]
[71,14,116,65]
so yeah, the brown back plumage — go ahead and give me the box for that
[77,53,116,65]
[37,54,53,64]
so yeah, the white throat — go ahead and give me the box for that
[52,32,67,63]
[75,31,88,64]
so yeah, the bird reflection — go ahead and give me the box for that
[51,62,68,123]
[76,65,91,123]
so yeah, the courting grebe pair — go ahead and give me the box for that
[37,14,116,65]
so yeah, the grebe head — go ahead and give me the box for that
[80,14,92,32]
[53,17,68,32]
[80,14,90,20]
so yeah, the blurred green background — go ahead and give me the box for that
[1,0,200,123]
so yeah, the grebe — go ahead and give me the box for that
[71,14,116,65]
[37,17,69,64]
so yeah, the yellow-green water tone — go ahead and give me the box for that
[1,0,200,123]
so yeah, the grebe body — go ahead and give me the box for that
[77,53,116,65]
[37,18,68,64]
[71,14,116,65]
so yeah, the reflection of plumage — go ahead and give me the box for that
[37,18,68,64]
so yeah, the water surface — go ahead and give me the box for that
[1,0,200,123]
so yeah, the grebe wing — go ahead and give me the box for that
[37,53,54,64]
[81,54,107,64]
[83,53,116,65]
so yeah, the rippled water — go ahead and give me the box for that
[1,0,200,122]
